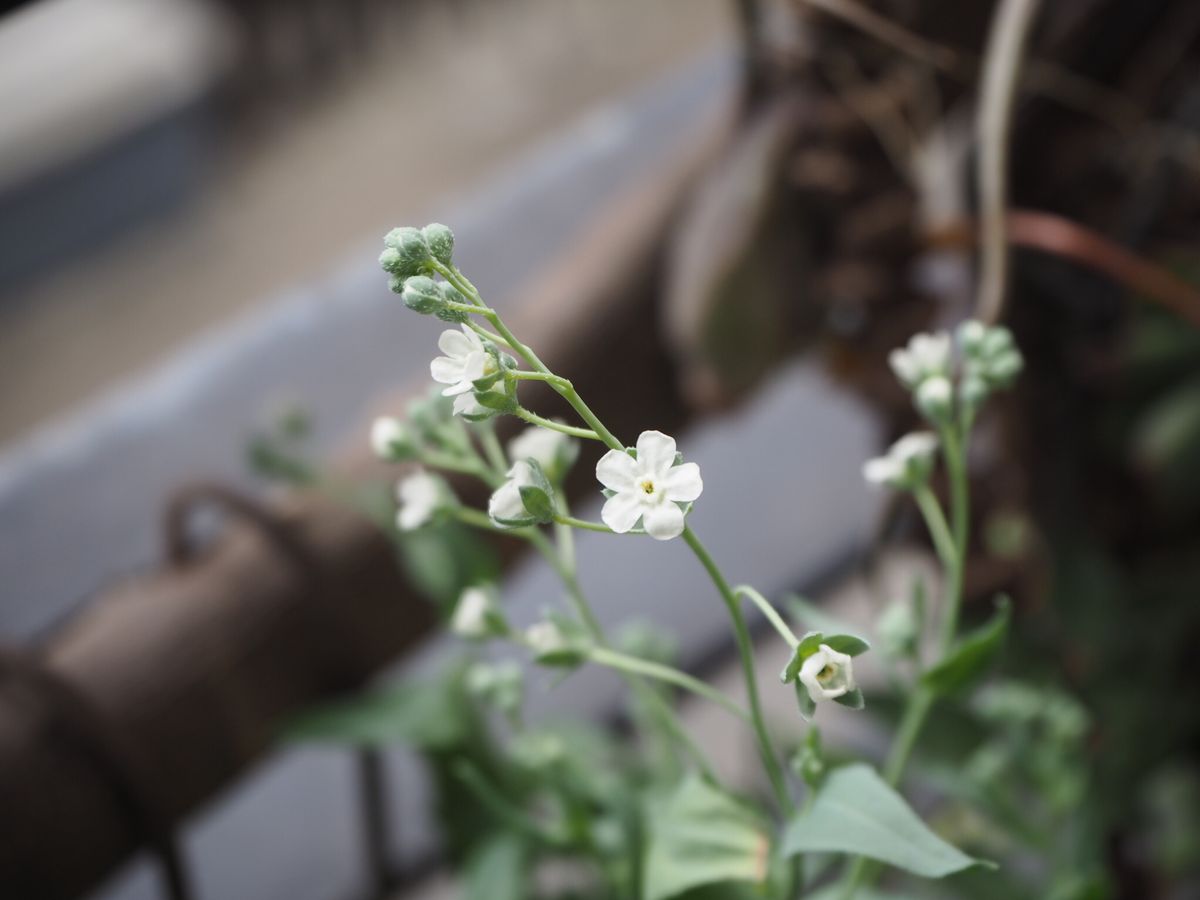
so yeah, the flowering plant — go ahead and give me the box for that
[289,223,1030,898]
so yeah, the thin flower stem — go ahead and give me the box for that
[445,302,492,316]
[840,425,972,900]
[588,647,749,723]
[418,451,499,487]
[552,514,614,534]
[514,408,602,442]
[462,320,515,352]
[734,585,800,649]
[554,493,578,574]
[526,526,720,781]
[477,420,509,475]
[913,485,957,568]
[683,527,793,815]
[512,371,572,389]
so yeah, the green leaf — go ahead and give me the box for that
[518,484,555,523]
[280,676,468,750]
[463,833,527,900]
[833,687,865,710]
[782,764,988,878]
[823,634,871,657]
[922,597,1011,695]
[643,776,770,900]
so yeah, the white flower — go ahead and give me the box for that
[798,644,856,703]
[862,432,939,489]
[452,392,486,418]
[889,331,951,389]
[430,325,495,396]
[371,417,409,459]
[508,425,568,471]
[451,587,496,639]
[488,461,539,524]
[915,375,953,423]
[595,430,702,541]
[526,621,569,656]
[395,469,443,530]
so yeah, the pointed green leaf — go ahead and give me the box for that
[643,775,770,900]
[833,687,865,710]
[823,634,871,657]
[922,597,1011,695]
[782,764,989,878]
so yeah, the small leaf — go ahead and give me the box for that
[518,485,554,523]
[643,775,770,900]
[833,687,865,710]
[782,764,989,878]
[794,681,817,721]
[922,597,1011,695]
[823,634,871,657]
[475,390,515,412]
[796,631,825,659]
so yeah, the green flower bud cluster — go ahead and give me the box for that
[889,320,1024,426]
[380,223,468,322]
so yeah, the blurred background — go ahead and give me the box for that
[3,0,1200,898]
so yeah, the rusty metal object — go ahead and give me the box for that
[0,122,722,899]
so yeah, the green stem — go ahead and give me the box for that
[589,647,749,722]
[453,760,568,846]
[463,319,515,352]
[512,371,573,389]
[553,514,614,534]
[418,451,498,487]
[913,485,957,569]
[735,585,800,648]
[683,527,793,815]
[477,420,509,474]
[514,407,602,442]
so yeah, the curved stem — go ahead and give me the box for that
[477,420,509,475]
[418,451,499,487]
[512,371,572,389]
[734,585,800,648]
[553,514,614,534]
[514,408,602,442]
[913,485,956,569]
[683,528,793,815]
[589,648,750,723]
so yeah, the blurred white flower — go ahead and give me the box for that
[371,417,410,459]
[595,430,702,541]
[508,425,568,471]
[430,326,493,396]
[488,461,538,525]
[915,375,954,424]
[395,470,443,530]
[889,331,951,389]
[451,587,499,639]
[799,644,856,703]
[862,432,939,490]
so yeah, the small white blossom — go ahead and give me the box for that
[395,469,443,531]
[371,417,409,459]
[488,461,539,524]
[452,392,487,418]
[799,644,856,703]
[595,430,702,541]
[451,587,496,639]
[915,375,954,423]
[862,432,939,489]
[889,331,951,389]
[430,325,495,396]
[508,425,568,471]
[526,621,570,658]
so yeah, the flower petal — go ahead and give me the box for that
[642,502,684,541]
[488,481,526,522]
[662,462,703,502]
[461,351,489,384]
[600,491,642,533]
[596,450,637,491]
[430,356,464,385]
[636,430,677,476]
[438,328,474,358]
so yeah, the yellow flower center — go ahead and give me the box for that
[640,479,656,495]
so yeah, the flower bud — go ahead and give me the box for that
[400,275,444,315]
[433,283,469,323]
[422,223,454,266]
[382,226,432,278]
[451,586,508,640]
[915,375,954,425]
[525,620,587,668]
[959,373,990,418]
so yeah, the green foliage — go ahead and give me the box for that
[642,776,770,900]
[922,598,1010,695]
[782,764,987,878]
[463,833,527,900]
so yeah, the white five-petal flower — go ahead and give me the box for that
[595,430,702,541]
[798,644,856,703]
[508,424,569,471]
[889,331,951,389]
[488,460,539,524]
[451,587,494,639]
[862,432,939,489]
[430,325,494,396]
[395,470,442,531]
